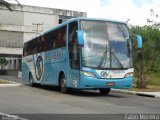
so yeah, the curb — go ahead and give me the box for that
[111,89,160,99]
[137,92,160,98]
[136,92,155,98]
[111,89,137,95]
[0,83,22,87]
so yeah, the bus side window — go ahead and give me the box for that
[55,26,66,48]
[27,42,32,55]
[33,39,37,54]
[46,31,56,50]
[55,29,62,48]
[37,38,41,53]
[52,32,56,48]
[42,36,48,51]
[38,37,44,52]
[68,21,79,69]
[23,43,27,56]
[62,29,66,47]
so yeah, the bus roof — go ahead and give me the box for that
[43,17,126,34]
[29,17,126,42]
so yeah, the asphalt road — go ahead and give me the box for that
[0,76,160,120]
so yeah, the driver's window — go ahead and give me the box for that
[68,21,80,69]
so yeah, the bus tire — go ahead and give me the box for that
[99,88,111,95]
[29,73,34,87]
[60,74,68,94]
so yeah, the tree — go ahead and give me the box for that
[0,57,9,70]
[129,9,160,88]
[0,0,23,11]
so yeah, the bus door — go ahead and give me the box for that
[67,21,80,88]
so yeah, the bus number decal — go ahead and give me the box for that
[46,50,63,61]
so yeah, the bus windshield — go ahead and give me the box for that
[80,20,133,69]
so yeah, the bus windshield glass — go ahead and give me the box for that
[80,20,133,69]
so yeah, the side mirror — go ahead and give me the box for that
[136,35,142,49]
[77,30,84,47]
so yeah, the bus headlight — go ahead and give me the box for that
[80,71,95,78]
[124,72,134,78]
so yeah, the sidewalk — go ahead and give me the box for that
[137,92,160,98]
[112,89,160,98]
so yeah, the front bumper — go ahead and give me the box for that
[78,75,133,89]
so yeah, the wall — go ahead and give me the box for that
[0,9,24,25]
[0,31,23,48]
[0,4,87,72]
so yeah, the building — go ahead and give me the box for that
[0,4,87,73]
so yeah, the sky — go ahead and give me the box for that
[8,0,160,26]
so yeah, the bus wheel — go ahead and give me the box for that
[99,88,111,95]
[29,73,34,87]
[60,75,68,94]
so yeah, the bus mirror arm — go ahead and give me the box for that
[77,30,84,47]
[137,48,142,59]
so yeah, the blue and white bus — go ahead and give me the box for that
[22,17,142,94]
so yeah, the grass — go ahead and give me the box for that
[127,72,160,92]
[129,84,160,92]
[133,72,160,86]
[144,72,160,86]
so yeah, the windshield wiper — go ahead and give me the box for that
[110,49,124,69]
[98,47,124,69]
[98,48,108,68]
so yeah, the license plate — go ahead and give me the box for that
[106,82,115,86]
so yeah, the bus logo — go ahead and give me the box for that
[35,56,43,81]
[100,71,109,78]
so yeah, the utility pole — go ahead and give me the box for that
[32,23,43,36]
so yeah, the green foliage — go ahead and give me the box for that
[133,72,160,86]
[0,57,9,70]
[130,25,160,73]
[130,9,160,74]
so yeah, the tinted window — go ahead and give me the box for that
[68,21,80,69]
[23,25,67,56]
[55,26,66,48]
